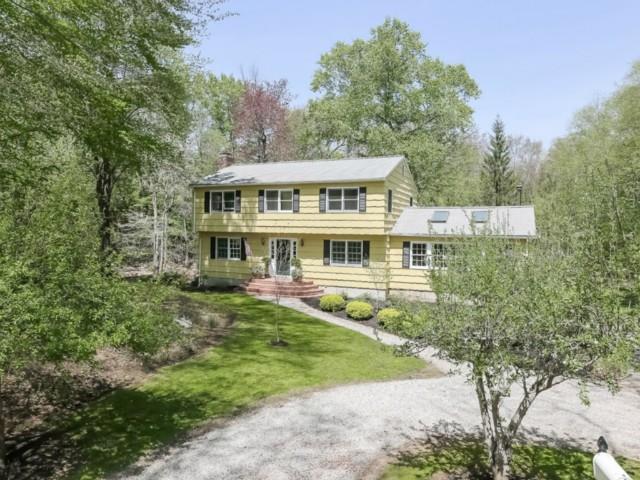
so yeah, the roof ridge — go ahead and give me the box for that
[216,155,403,171]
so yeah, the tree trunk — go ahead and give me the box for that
[95,156,115,257]
[474,374,512,480]
[0,376,7,480]
[151,191,159,274]
[183,217,189,267]
[490,438,511,480]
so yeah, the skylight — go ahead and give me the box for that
[472,210,489,223]
[430,210,449,223]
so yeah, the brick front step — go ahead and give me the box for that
[238,278,324,299]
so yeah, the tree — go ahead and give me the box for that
[482,117,516,205]
[233,79,294,162]
[403,234,637,480]
[0,140,176,478]
[0,0,226,257]
[306,18,480,203]
[509,135,544,204]
[538,62,640,302]
[191,72,246,161]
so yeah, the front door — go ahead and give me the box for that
[270,238,296,277]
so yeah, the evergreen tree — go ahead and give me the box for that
[482,117,515,205]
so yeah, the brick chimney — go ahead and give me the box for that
[218,151,234,170]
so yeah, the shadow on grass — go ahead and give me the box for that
[385,420,640,480]
[61,291,423,479]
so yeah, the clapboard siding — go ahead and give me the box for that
[384,159,418,231]
[199,232,389,289]
[388,236,433,292]
[194,182,389,235]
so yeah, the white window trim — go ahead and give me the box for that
[326,186,360,212]
[410,241,429,270]
[216,236,242,261]
[265,189,294,212]
[209,190,237,213]
[330,239,363,267]
[410,241,450,270]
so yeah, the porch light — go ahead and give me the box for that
[300,238,304,247]
[260,237,265,246]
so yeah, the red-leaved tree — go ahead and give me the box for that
[233,79,294,162]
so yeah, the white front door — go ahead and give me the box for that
[269,238,297,277]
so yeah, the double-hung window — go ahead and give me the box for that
[410,242,452,269]
[331,240,362,266]
[265,189,293,212]
[327,187,359,212]
[411,242,428,268]
[211,191,236,212]
[217,237,241,260]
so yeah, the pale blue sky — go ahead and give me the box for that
[195,0,640,147]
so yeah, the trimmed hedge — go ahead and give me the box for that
[346,300,373,320]
[319,294,346,312]
[377,307,402,326]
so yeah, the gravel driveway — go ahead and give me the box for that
[125,298,640,480]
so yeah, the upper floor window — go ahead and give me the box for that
[266,189,293,212]
[327,187,359,212]
[211,191,236,212]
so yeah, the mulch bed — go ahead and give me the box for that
[301,296,387,331]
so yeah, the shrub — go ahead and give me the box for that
[250,263,265,278]
[346,300,373,320]
[319,294,346,312]
[377,307,402,327]
[262,256,271,275]
[156,271,189,287]
[291,258,303,281]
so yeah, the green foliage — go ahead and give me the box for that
[538,61,640,305]
[64,291,424,478]
[291,257,303,281]
[482,117,516,205]
[376,307,402,326]
[345,300,374,320]
[0,141,176,375]
[405,234,638,478]
[307,18,480,203]
[319,294,346,312]
[381,439,640,480]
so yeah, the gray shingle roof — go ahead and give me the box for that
[191,156,405,186]
[391,206,537,238]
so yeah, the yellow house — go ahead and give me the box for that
[191,156,536,299]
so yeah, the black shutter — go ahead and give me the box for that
[204,191,210,213]
[387,189,393,213]
[319,188,326,212]
[210,236,216,259]
[240,237,247,260]
[359,187,366,212]
[235,190,241,213]
[258,189,265,213]
[323,240,331,265]
[362,241,370,267]
[293,189,300,212]
[410,196,413,206]
[402,241,410,268]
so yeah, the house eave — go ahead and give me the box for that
[189,177,388,188]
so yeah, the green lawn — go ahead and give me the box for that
[381,439,640,479]
[66,291,425,479]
